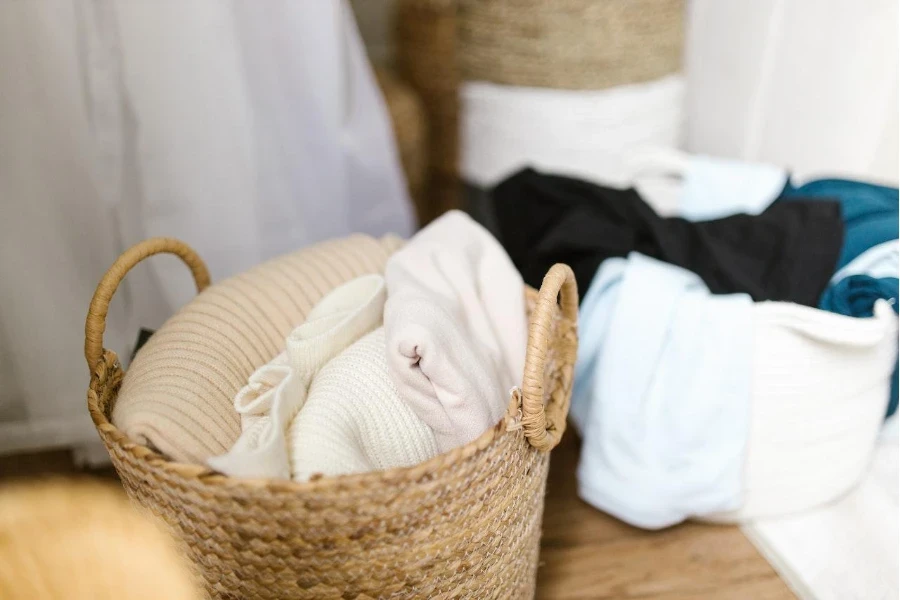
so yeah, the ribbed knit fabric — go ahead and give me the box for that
[289,328,439,482]
[207,275,387,479]
[113,234,404,465]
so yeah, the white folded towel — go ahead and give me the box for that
[384,210,527,452]
[621,147,788,220]
[208,275,386,479]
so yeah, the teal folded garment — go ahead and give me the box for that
[781,179,899,269]
[820,275,898,318]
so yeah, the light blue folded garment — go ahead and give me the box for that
[831,239,899,282]
[679,154,787,221]
[572,253,753,529]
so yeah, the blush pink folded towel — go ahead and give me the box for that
[384,210,528,452]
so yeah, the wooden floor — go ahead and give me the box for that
[0,436,794,599]
[535,433,795,599]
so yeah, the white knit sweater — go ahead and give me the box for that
[289,327,438,481]
[208,275,387,479]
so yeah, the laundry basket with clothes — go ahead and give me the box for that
[85,212,578,599]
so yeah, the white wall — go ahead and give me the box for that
[685,0,899,185]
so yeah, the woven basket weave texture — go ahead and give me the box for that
[457,0,685,90]
[375,67,429,219]
[395,0,462,222]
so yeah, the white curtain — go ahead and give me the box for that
[0,0,414,454]
[685,0,899,185]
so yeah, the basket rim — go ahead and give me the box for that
[88,350,527,495]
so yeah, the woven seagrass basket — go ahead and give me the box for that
[395,0,461,222]
[85,238,578,600]
[457,0,685,90]
[375,67,429,221]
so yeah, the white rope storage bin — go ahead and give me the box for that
[705,300,897,522]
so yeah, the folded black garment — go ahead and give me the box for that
[493,168,844,306]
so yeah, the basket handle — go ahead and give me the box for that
[85,237,211,374]
[520,263,578,452]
